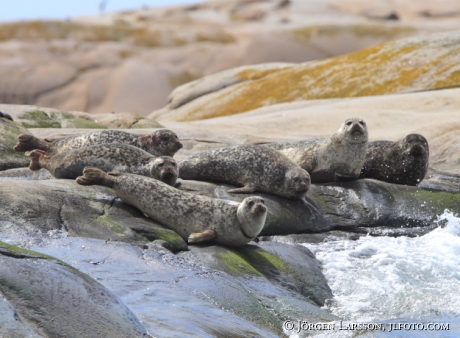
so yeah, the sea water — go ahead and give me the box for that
[301,211,460,337]
[1,211,459,337]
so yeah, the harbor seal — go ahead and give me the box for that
[178,144,310,199]
[265,118,368,183]
[76,167,267,246]
[27,143,178,186]
[359,134,429,186]
[14,129,183,157]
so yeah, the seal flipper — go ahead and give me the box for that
[188,229,216,244]
[334,173,359,182]
[227,183,256,194]
[76,167,115,187]
[14,134,50,152]
[27,149,51,171]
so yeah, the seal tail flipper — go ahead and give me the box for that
[26,149,50,171]
[14,134,49,152]
[76,166,115,187]
[188,229,216,244]
[227,183,256,194]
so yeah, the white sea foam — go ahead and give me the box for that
[303,210,460,337]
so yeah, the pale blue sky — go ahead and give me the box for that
[0,1,204,22]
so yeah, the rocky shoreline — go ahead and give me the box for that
[1,14,460,336]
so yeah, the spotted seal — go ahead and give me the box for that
[359,134,429,186]
[76,167,267,246]
[27,143,178,186]
[14,129,182,157]
[266,118,368,183]
[178,144,310,199]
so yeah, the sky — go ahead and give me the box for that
[0,0,204,22]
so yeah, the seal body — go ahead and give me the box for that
[76,167,267,246]
[360,134,429,186]
[27,143,178,186]
[178,144,310,199]
[14,129,183,157]
[266,118,369,183]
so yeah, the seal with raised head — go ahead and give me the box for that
[359,134,429,186]
[77,167,267,246]
[265,118,369,183]
[14,129,183,157]
[178,144,310,199]
[27,143,178,186]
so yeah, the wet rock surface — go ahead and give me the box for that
[0,241,149,337]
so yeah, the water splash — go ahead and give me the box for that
[304,210,460,337]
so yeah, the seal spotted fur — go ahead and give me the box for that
[360,134,429,186]
[14,129,182,157]
[179,144,310,199]
[76,167,267,246]
[266,118,368,183]
[27,143,178,186]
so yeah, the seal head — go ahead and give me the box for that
[360,133,429,185]
[284,168,310,199]
[139,129,183,157]
[237,196,267,239]
[150,156,179,187]
[340,118,368,144]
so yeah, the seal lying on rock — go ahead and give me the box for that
[77,167,267,246]
[27,144,178,186]
[360,134,429,186]
[179,144,310,199]
[265,118,368,183]
[14,129,183,157]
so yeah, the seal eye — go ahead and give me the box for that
[161,135,170,141]
[359,120,365,126]
[260,198,265,205]
[346,121,352,126]
[248,201,254,208]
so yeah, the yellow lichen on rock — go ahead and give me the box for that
[163,31,460,121]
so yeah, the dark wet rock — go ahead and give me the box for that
[177,242,337,336]
[0,241,149,337]
[0,117,31,171]
[308,179,460,234]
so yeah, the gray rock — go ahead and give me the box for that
[0,179,187,252]
[0,241,149,337]
[176,242,337,336]
[0,117,30,171]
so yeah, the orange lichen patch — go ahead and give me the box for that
[434,71,460,90]
[175,33,460,121]
[236,67,293,81]
[290,23,416,41]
